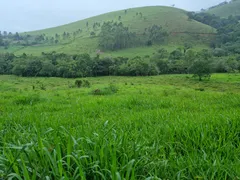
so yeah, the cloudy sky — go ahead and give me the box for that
[1,0,226,32]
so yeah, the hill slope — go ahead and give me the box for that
[2,6,215,56]
[207,0,240,17]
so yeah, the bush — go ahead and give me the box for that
[189,59,212,81]
[91,84,119,95]
[75,80,82,88]
[82,80,91,88]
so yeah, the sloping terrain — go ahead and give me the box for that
[2,6,215,56]
[207,0,240,17]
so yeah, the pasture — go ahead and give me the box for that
[0,74,239,179]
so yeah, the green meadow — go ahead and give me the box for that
[0,74,239,179]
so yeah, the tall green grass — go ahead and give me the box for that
[0,74,239,179]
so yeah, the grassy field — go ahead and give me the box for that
[2,43,210,59]
[1,6,216,56]
[207,0,240,17]
[27,6,214,36]
[0,74,240,179]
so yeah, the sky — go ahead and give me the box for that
[0,0,226,33]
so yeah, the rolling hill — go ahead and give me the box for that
[207,0,240,18]
[1,6,216,57]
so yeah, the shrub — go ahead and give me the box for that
[189,59,212,81]
[91,84,119,95]
[75,80,82,88]
[40,83,46,90]
[195,88,205,92]
[82,80,91,88]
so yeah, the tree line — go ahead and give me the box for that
[0,29,85,48]
[0,47,239,80]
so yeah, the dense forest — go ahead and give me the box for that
[187,12,240,53]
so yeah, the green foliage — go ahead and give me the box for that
[82,80,91,88]
[75,80,82,88]
[1,46,240,79]
[90,31,96,37]
[146,25,168,44]
[0,74,240,179]
[189,59,212,81]
[207,0,240,17]
[169,49,183,60]
[212,48,227,57]
[99,22,138,50]
[14,94,42,105]
[119,56,159,76]
[188,11,240,53]
[91,84,119,95]
[0,53,15,74]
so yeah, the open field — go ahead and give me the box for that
[0,44,210,58]
[0,74,240,179]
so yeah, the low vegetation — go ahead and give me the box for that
[0,74,239,179]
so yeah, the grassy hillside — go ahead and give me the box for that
[3,6,215,56]
[0,74,240,178]
[207,0,240,17]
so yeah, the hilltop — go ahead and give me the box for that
[207,0,240,17]
[0,6,215,57]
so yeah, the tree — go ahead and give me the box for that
[62,32,67,39]
[0,36,3,46]
[0,53,15,74]
[99,22,138,50]
[75,53,94,77]
[25,59,43,76]
[184,50,196,72]
[90,31,96,37]
[151,59,169,74]
[55,33,60,40]
[126,56,150,76]
[39,61,57,77]
[14,32,20,40]
[93,57,113,76]
[147,25,168,44]
[189,59,212,81]
[154,48,169,59]
[184,43,193,54]
[212,48,227,57]
[169,49,183,60]
[3,31,8,37]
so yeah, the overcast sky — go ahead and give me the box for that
[0,0,226,32]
